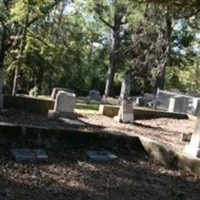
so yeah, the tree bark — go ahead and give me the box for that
[104,13,122,97]
[104,64,116,97]
[12,0,30,95]
[0,27,8,108]
[154,66,166,91]
[154,11,172,92]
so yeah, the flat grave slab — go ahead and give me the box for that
[11,149,48,162]
[59,118,86,126]
[86,150,118,162]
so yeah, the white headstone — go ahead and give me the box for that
[51,87,74,99]
[114,99,134,123]
[184,100,200,158]
[192,98,200,115]
[120,74,131,100]
[54,91,76,113]
[168,96,188,113]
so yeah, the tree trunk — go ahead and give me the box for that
[104,13,122,97]
[12,1,30,95]
[104,64,115,97]
[0,47,5,108]
[0,14,9,108]
[154,12,172,93]
[0,67,3,108]
[154,66,166,91]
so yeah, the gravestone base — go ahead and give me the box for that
[114,100,134,123]
[48,110,78,119]
[114,113,134,123]
[184,144,200,158]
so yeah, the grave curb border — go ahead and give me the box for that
[139,136,200,175]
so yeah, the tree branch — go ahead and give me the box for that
[141,0,200,8]
[27,0,62,27]
[99,16,114,30]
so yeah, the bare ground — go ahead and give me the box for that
[79,113,196,152]
[0,109,199,200]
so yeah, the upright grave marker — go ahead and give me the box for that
[48,91,77,119]
[184,100,200,158]
[51,87,74,99]
[114,74,134,123]
[89,90,101,101]
[168,96,188,113]
[119,74,131,101]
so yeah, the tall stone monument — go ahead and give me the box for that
[119,74,131,101]
[184,100,200,158]
[114,74,134,123]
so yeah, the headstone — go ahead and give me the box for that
[11,149,48,162]
[191,98,200,115]
[86,150,117,162]
[51,87,74,99]
[29,86,38,97]
[119,74,131,101]
[184,100,200,158]
[48,91,77,119]
[135,97,147,106]
[168,96,188,113]
[114,99,134,123]
[115,74,133,123]
[88,90,101,101]
[54,91,75,113]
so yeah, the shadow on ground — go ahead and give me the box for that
[0,146,199,200]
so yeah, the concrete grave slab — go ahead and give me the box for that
[86,150,118,162]
[11,149,48,162]
[59,118,86,126]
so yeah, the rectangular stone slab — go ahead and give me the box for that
[86,150,117,162]
[11,149,48,162]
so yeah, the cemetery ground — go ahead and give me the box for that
[0,98,200,200]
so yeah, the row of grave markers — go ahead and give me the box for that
[48,84,200,159]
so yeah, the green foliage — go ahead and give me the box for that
[2,0,200,97]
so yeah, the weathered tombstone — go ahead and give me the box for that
[88,90,101,101]
[119,74,131,101]
[191,98,200,115]
[184,100,200,158]
[135,97,147,106]
[114,99,134,123]
[115,74,134,123]
[48,91,77,119]
[168,96,188,113]
[51,87,74,99]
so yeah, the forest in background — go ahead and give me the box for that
[1,0,200,99]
